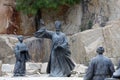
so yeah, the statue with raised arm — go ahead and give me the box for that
[34,20,75,77]
[14,35,30,76]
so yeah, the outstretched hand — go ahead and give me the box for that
[34,27,46,37]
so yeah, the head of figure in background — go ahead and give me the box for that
[55,20,61,35]
[17,35,23,43]
[96,47,104,54]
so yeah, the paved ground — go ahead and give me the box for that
[0,77,83,80]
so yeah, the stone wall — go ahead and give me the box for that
[0,0,14,34]
[80,19,120,65]
[69,33,86,64]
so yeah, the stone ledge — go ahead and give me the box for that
[0,77,83,80]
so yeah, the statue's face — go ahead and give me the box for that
[18,36,23,43]
[55,21,61,34]
[56,29,60,35]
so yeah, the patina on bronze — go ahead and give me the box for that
[84,47,115,80]
[34,20,75,77]
[14,35,30,76]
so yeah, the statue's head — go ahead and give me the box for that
[17,35,23,43]
[55,20,61,32]
[96,47,104,54]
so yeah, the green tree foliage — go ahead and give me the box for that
[16,0,81,15]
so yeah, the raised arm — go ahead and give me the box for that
[34,27,54,39]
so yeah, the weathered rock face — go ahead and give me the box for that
[80,0,120,30]
[80,28,104,63]
[96,0,120,21]
[0,0,14,34]
[62,5,82,35]
[20,13,36,35]
[1,0,120,35]
[42,4,82,35]
[25,37,50,62]
[107,0,120,20]
[102,20,120,65]
[72,64,87,77]
[0,0,35,35]
[0,35,17,63]
[69,33,87,64]
[80,19,120,65]
[26,62,42,75]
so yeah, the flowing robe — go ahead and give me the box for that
[14,42,30,76]
[34,29,75,77]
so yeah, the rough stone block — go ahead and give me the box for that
[40,63,48,74]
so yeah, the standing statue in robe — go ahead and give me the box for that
[34,20,75,77]
[14,35,30,76]
[84,47,115,80]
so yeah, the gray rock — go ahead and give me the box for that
[1,64,14,76]
[40,63,48,74]
[25,37,50,63]
[26,62,42,75]
[72,64,87,77]
[80,28,104,64]
[69,33,87,64]
[0,35,17,63]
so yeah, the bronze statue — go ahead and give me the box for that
[84,47,115,80]
[34,20,75,77]
[14,35,30,76]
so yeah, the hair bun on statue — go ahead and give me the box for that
[55,20,61,30]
